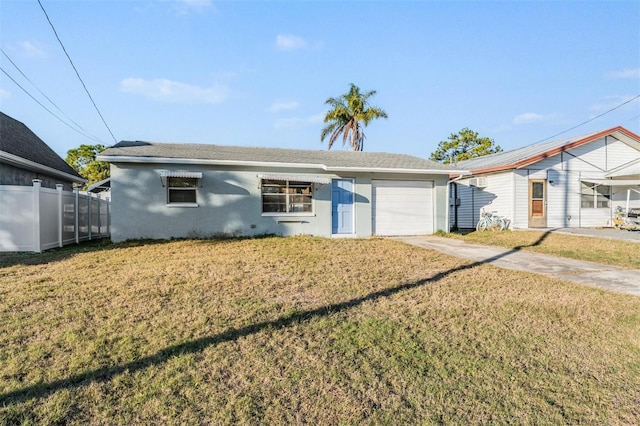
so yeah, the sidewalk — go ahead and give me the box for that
[393,236,640,297]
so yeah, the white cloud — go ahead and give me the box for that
[590,95,637,112]
[0,88,11,100]
[19,41,45,58]
[604,68,640,80]
[177,0,211,8]
[276,34,308,51]
[267,100,300,113]
[120,77,228,104]
[173,0,213,15]
[274,112,323,130]
[513,113,545,125]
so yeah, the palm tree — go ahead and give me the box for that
[320,83,388,151]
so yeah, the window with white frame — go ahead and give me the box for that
[580,182,610,209]
[167,177,198,204]
[261,179,313,213]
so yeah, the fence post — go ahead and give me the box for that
[73,187,79,244]
[88,194,92,240]
[97,194,101,237]
[106,198,111,237]
[56,184,64,247]
[32,179,42,253]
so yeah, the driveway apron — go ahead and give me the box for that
[393,236,640,297]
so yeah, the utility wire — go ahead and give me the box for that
[1,66,104,143]
[1,48,103,142]
[37,0,118,144]
[534,94,640,144]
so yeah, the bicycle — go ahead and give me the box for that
[476,209,507,231]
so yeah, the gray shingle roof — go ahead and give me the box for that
[455,127,639,173]
[0,111,83,180]
[100,140,463,173]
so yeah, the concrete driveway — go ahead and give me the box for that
[393,236,640,297]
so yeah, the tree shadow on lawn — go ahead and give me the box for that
[0,239,153,269]
[0,236,270,269]
[0,230,555,405]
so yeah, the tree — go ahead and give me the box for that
[65,144,110,188]
[320,83,388,151]
[430,128,502,164]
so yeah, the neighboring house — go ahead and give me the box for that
[87,177,111,200]
[450,126,640,230]
[97,141,465,242]
[0,112,85,190]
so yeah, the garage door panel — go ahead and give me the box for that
[372,180,433,236]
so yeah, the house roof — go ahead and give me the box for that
[0,111,85,183]
[454,126,640,175]
[98,140,466,174]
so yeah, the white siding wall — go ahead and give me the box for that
[452,172,514,229]
[513,170,529,228]
[546,170,582,228]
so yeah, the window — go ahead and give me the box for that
[581,182,610,209]
[261,179,313,214]
[167,177,197,204]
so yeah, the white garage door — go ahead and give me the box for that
[372,180,434,236]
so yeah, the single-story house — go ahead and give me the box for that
[450,126,640,230]
[97,141,466,242]
[0,111,85,190]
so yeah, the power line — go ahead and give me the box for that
[534,94,640,144]
[37,0,118,144]
[1,66,104,143]
[1,48,104,143]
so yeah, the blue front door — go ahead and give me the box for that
[332,179,354,234]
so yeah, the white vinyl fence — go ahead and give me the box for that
[0,179,110,253]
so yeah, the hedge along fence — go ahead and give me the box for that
[0,179,110,253]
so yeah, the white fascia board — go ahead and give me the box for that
[97,155,468,175]
[325,166,467,175]
[1,150,86,183]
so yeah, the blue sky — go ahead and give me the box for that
[1,0,639,160]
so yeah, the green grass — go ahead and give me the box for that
[437,230,640,269]
[1,237,639,424]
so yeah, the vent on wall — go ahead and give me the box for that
[468,177,487,188]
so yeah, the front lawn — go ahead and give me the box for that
[1,237,639,424]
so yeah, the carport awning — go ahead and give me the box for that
[580,179,639,186]
[257,173,331,184]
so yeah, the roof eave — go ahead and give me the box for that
[97,155,464,175]
[1,150,86,184]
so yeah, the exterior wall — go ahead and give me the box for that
[109,164,449,242]
[455,136,640,229]
[432,175,450,232]
[451,172,514,229]
[0,162,76,190]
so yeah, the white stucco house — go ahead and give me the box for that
[97,141,466,242]
[449,126,640,230]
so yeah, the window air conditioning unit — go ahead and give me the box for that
[468,177,487,188]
